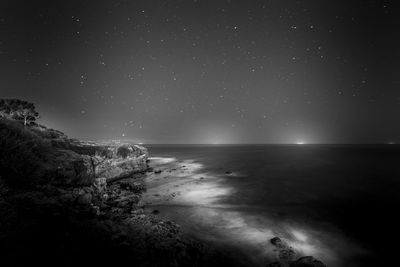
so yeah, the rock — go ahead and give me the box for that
[51,142,149,183]
[76,192,92,205]
[95,153,148,181]
[93,177,107,193]
[290,256,326,267]
[154,170,162,174]
[119,180,145,193]
[270,237,296,261]
[93,144,148,159]
[225,170,233,174]
[270,237,284,248]
[279,247,295,261]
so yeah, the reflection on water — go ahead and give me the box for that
[144,155,369,267]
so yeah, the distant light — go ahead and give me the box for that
[296,142,305,145]
[138,142,143,145]
[387,142,395,145]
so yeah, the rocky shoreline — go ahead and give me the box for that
[0,119,249,267]
[0,119,327,267]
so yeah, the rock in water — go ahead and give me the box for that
[270,237,296,261]
[270,237,284,247]
[290,256,326,267]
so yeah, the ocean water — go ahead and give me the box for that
[145,145,400,266]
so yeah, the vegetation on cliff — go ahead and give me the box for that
[0,99,39,126]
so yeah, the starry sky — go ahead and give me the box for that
[1,0,399,144]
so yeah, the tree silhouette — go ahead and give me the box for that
[0,99,39,126]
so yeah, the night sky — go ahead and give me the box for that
[1,0,399,144]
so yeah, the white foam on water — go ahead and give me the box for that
[148,157,177,164]
[145,157,367,266]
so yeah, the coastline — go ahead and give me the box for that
[0,119,329,266]
[0,119,251,267]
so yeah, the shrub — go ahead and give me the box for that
[0,119,50,187]
[117,146,130,158]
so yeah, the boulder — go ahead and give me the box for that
[76,192,92,205]
[290,256,326,267]
[270,237,296,261]
[270,237,285,248]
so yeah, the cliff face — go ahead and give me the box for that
[46,142,149,186]
[0,119,148,187]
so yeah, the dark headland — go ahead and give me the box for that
[0,99,326,267]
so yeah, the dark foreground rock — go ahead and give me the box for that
[290,256,327,267]
[0,176,251,267]
[266,237,326,267]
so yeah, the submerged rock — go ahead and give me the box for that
[268,237,326,267]
[270,237,296,262]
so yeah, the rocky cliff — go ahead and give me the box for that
[46,142,149,186]
[0,119,149,186]
[0,119,245,267]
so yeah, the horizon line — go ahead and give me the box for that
[133,143,399,146]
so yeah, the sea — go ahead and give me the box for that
[145,144,400,266]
